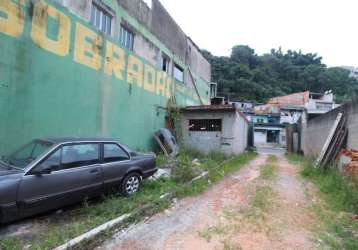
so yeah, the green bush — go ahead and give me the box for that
[301,161,358,214]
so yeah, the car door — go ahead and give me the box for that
[17,143,103,217]
[101,143,132,189]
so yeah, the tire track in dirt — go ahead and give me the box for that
[99,153,321,250]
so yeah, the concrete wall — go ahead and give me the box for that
[302,101,358,156]
[54,0,210,87]
[181,111,248,155]
[232,113,248,154]
[0,0,210,155]
[119,0,211,82]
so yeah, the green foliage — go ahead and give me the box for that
[203,46,358,103]
[171,154,198,184]
[259,155,278,180]
[288,154,358,213]
[288,154,358,249]
[175,151,258,198]
[0,238,22,250]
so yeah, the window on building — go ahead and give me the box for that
[103,143,130,163]
[90,3,112,36]
[188,119,222,132]
[174,64,184,82]
[161,53,170,73]
[210,82,217,98]
[119,25,134,51]
[316,102,332,111]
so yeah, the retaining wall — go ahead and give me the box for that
[302,101,358,157]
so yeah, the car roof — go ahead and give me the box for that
[40,137,119,144]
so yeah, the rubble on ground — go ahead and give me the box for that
[339,149,358,182]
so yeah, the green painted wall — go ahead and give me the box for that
[0,0,210,155]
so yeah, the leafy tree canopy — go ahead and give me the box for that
[202,46,358,103]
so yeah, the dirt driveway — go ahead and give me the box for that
[98,153,320,250]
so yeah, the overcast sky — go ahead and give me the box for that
[158,0,357,67]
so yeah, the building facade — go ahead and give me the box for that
[255,91,338,122]
[0,0,211,154]
[181,105,249,156]
[252,114,286,147]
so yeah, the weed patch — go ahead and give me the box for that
[259,155,277,180]
[288,154,358,249]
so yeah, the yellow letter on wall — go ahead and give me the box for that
[104,41,126,80]
[74,22,102,70]
[143,64,156,93]
[156,71,167,97]
[0,1,25,38]
[127,55,143,88]
[31,2,70,56]
[165,77,172,98]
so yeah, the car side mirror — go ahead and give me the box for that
[32,167,52,176]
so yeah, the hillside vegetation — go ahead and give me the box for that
[202,46,358,103]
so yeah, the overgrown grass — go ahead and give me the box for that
[287,154,358,213]
[287,154,358,249]
[175,151,257,198]
[0,151,257,250]
[260,155,277,180]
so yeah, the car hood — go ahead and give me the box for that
[0,168,22,177]
[0,169,23,208]
[0,162,23,179]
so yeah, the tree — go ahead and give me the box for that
[202,46,358,103]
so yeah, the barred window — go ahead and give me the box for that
[188,119,222,132]
[90,3,112,36]
[119,25,134,51]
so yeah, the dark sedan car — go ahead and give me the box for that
[0,138,157,223]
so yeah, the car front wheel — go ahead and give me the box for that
[121,173,141,196]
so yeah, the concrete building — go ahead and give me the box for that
[280,106,305,124]
[255,91,338,122]
[231,101,255,121]
[0,0,212,154]
[181,105,249,156]
[252,114,286,147]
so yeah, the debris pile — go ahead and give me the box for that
[340,149,358,182]
[153,128,179,157]
[316,112,347,168]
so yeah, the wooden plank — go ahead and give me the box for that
[328,128,348,168]
[321,115,347,167]
[153,135,169,156]
[315,112,343,167]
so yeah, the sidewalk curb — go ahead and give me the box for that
[53,213,131,250]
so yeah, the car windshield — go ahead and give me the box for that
[3,140,53,169]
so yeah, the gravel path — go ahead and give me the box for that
[98,153,320,250]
